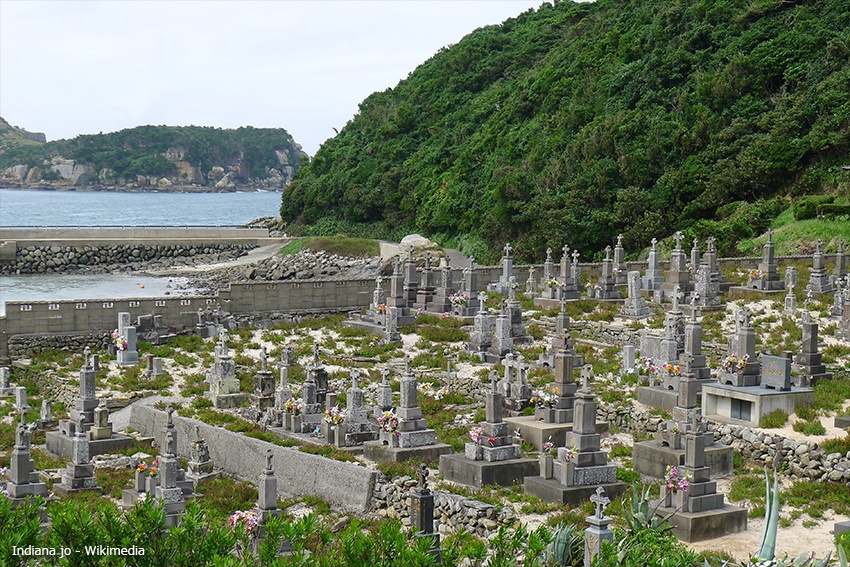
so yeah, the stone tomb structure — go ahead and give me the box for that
[250,348,276,413]
[364,357,451,463]
[500,353,532,413]
[641,238,665,291]
[662,233,693,296]
[619,270,651,320]
[634,372,733,480]
[466,293,493,357]
[254,450,283,537]
[440,372,537,488]
[47,350,131,458]
[590,246,621,300]
[0,366,14,397]
[524,368,625,505]
[115,312,139,366]
[792,312,833,387]
[206,330,246,408]
[652,427,747,542]
[742,229,784,292]
[186,424,221,487]
[333,369,379,448]
[4,414,49,508]
[805,239,833,297]
[53,417,101,496]
[702,315,814,426]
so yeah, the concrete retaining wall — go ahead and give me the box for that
[129,405,378,513]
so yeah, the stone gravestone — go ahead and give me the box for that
[116,312,139,365]
[250,347,276,412]
[488,307,513,361]
[297,358,324,434]
[642,238,665,291]
[206,330,245,408]
[413,252,436,310]
[375,368,394,417]
[503,353,532,413]
[0,366,13,396]
[719,308,760,387]
[692,264,721,309]
[594,246,621,299]
[275,347,295,411]
[613,234,628,285]
[535,344,581,424]
[410,464,441,563]
[793,312,833,386]
[186,425,219,487]
[495,242,514,295]
[749,229,784,291]
[689,239,701,278]
[458,257,481,316]
[622,345,636,375]
[835,238,847,280]
[36,399,57,430]
[620,271,650,319]
[524,367,625,505]
[662,232,692,295]
[467,293,493,356]
[441,368,536,488]
[428,258,455,313]
[54,417,101,496]
[784,266,798,315]
[761,354,792,391]
[336,369,378,447]
[806,239,833,295]
[254,450,283,536]
[5,414,49,507]
[584,487,614,567]
[392,357,437,448]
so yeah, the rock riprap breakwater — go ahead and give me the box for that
[1,243,256,275]
[243,249,383,282]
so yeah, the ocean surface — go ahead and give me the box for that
[0,188,282,227]
[1,188,281,311]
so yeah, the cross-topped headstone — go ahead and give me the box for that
[590,486,610,519]
[84,346,91,368]
[562,244,570,261]
[404,354,411,375]
[673,231,684,250]
[617,234,623,247]
[671,284,683,312]
[504,242,513,258]
[265,449,274,474]
[604,246,612,261]
[580,365,593,393]
[417,463,429,490]
[546,247,553,262]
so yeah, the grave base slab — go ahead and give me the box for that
[835,415,850,429]
[523,476,626,506]
[633,441,733,479]
[439,452,538,489]
[363,441,452,463]
[636,387,679,412]
[46,431,133,460]
[652,502,748,543]
[504,416,609,451]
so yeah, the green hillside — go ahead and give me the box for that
[0,116,45,153]
[0,124,303,185]
[281,0,850,262]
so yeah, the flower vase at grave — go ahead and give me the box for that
[465,443,483,461]
[558,460,575,487]
[145,475,159,493]
[674,488,688,512]
[292,415,302,433]
[325,426,335,445]
[283,413,291,431]
[539,454,554,479]
[134,470,148,492]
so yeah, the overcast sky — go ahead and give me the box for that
[0,1,549,156]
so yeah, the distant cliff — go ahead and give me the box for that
[0,122,306,191]
[0,116,47,151]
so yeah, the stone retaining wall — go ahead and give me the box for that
[129,405,378,513]
[372,475,517,537]
[1,243,256,274]
[598,402,850,484]
[7,331,110,358]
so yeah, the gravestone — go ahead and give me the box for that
[54,417,101,496]
[467,293,493,356]
[297,357,324,434]
[441,369,536,488]
[385,306,401,342]
[692,265,721,309]
[620,271,650,319]
[493,242,515,295]
[206,330,245,408]
[749,229,784,291]
[275,347,295,410]
[539,302,582,367]
[524,367,625,505]
[784,266,798,315]
[0,366,14,396]
[428,258,455,313]
[410,464,441,563]
[307,344,329,406]
[689,239,700,278]
[613,234,628,285]
[642,238,665,291]
[36,399,56,430]
[525,266,538,297]
[761,354,792,391]
[186,425,219,487]
[387,257,406,308]
[719,308,760,387]
[793,312,832,386]
[5,414,49,507]
[250,347,276,412]
[15,386,29,417]
[254,450,283,533]
[457,257,481,315]
[832,276,848,318]
[622,345,636,375]
[653,428,747,542]
[584,487,614,567]
[365,357,452,463]
[116,312,139,365]
[701,237,726,284]
[155,425,187,528]
[335,369,378,447]
[488,308,513,361]
[540,248,558,300]
[412,252,437,310]
[662,232,693,295]
[502,353,532,413]
[402,246,419,306]
[375,368,394,417]
[835,238,847,280]
[806,239,833,295]
[593,246,621,299]
[535,346,581,424]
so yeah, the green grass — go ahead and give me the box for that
[738,209,850,256]
[297,444,358,463]
[94,468,134,499]
[278,237,307,256]
[792,420,826,435]
[759,409,788,429]
[821,432,850,455]
[196,477,258,526]
[813,374,850,413]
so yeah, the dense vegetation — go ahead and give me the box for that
[281,0,850,262]
[0,125,303,182]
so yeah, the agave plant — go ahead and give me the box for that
[539,523,583,567]
[621,484,675,535]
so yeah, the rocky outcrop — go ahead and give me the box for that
[243,249,383,282]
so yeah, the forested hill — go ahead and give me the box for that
[281,0,850,262]
[0,124,305,191]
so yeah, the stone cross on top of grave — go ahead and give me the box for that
[166,404,175,427]
[478,292,488,313]
[580,365,593,393]
[508,277,518,302]
[84,346,91,368]
[165,431,176,457]
[468,257,476,271]
[572,249,580,264]
[265,449,274,474]
[767,227,774,243]
[424,252,431,270]
[490,369,499,392]
[673,231,684,250]
[651,237,658,249]
[404,354,412,375]
[815,239,823,254]
[313,343,321,366]
[617,234,624,247]
[261,347,268,372]
[671,285,683,312]
[380,368,390,383]
[736,307,751,330]
[707,236,716,253]
[351,368,360,389]
[546,247,553,262]
[417,463,429,490]
[562,244,570,261]
[591,486,611,520]
[690,410,703,434]
[604,246,612,261]
[504,242,513,258]
[406,245,414,263]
